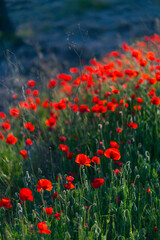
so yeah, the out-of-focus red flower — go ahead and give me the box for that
[110,141,119,149]
[92,156,100,164]
[0,132,4,140]
[116,128,122,133]
[28,80,36,88]
[66,176,74,182]
[151,96,160,105]
[45,117,56,127]
[127,122,138,129]
[67,152,73,159]
[54,212,61,220]
[24,122,35,132]
[147,188,151,193]
[97,149,103,157]
[25,138,32,145]
[113,169,121,176]
[6,133,17,145]
[19,188,33,202]
[79,105,90,114]
[59,144,69,153]
[19,150,28,160]
[9,108,19,118]
[104,148,121,160]
[75,154,91,166]
[91,178,105,188]
[37,222,51,234]
[43,207,53,215]
[52,192,58,199]
[48,79,57,89]
[0,112,6,119]
[0,198,12,209]
[37,179,53,192]
[59,136,66,142]
[63,182,75,190]
[1,121,11,131]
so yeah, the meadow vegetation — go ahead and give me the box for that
[0,34,160,239]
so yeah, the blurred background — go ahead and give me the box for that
[0,0,160,80]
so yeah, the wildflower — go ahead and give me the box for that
[53,213,61,220]
[147,188,151,193]
[0,132,4,140]
[28,80,36,88]
[113,169,121,175]
[116,128,122,133]
[48,79,57,89]
[151,97,160,105]
[24,122,35,132]
[37,222,51,234]
[59,136,66,142]
[45,117,56,127]
[19,150,28,160]
[79,105,90,114]
[6,133,17,145]
[110,141,119,149]
[153,228,159,232]
[75,154,91,166]
[19,188,33,202]
[63,182,75,190]
[91,178,105,188]
[25,138,32,145]
[97,149,103,157]
[66,176,74,182]
[127,122,138,129]
[52,192,58,199]
[9,108,19,118]
[59,144,69,153]
[0,112,6,119]
[0,198,12,209]
[57,73,72,81]
[1,121,11,131]
[92,156,100,164]
[37,179,53,192]
[104,148,121,160]
[67,152,73,159]
[43,207,53,215]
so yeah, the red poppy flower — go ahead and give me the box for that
[25,138,32,145]
[45,117,56,127]
[24,122,35,132]
[43,207,53,215]
[92,156,100,164]
[79,105,90,114]
[9,108,19,118]
[110,141,119,149]
[63,182,75,190]
[97,149,103,157]
[116,128,122,133]
[6,133,17,145]
[0,112,6,119]
[1,121,11,131]
[19,150,28,160]
[67,152,73,159]
[136,97,143,103]
[57,73,72,81]
[48,79,57,89]
[37,179,53,192]
[104,148,121,160]
[19,188,33,202]
[0,198,12,209]
[0,132,4,140]
[127,122,138,129]
[37,222,51,234]
[113,169,121,176]
[66,176,74,182]
[75,154,91,166]
[53,213,61,220]
[91,178,105,188]
[59,136,66,142]
[52,192,58,199]
[151,96,160,105]
[59,144,69,153]
[28,80,36,88]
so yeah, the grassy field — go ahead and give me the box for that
[0,34,160,239]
